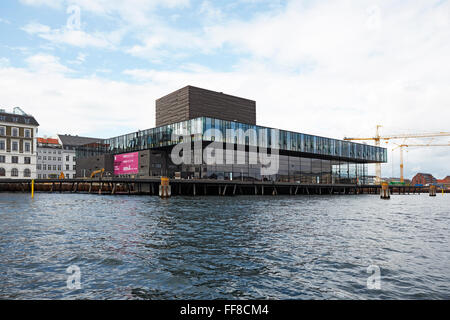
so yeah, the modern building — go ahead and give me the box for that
[0,107,39,179]
[57,134,101,178]
[411,173,437,186]
[76,86,387,184]
[36,137,63,179]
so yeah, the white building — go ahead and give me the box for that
[36,138,63,179]
[0,107,39,179]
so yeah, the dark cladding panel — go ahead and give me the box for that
[155,86,256,127]
[188,86,256,125]
[155,86,190,127]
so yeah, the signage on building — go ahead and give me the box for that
[114,152,139,175]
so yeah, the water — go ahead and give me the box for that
[0,192,449,300]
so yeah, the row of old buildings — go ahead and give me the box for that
[0,107,99,180]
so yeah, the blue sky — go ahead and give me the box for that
[1,0,450,178]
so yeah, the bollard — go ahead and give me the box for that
[159,177,171,198]
[429,185,437,197]
[380,182,390,200]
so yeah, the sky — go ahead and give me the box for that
[0,0,449,179]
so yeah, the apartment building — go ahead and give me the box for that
[36,138,63,179]
[0,107,39,179]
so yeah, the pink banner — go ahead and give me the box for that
[114,152,139,175]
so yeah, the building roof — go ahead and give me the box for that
[37,138,60,145]
[0,110,39,126]
[58,134,101,147]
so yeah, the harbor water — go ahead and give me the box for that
[0,193,449,299]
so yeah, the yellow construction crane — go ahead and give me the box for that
[344,126,450,184]
[393,143,450,183]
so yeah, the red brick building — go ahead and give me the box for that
[411,173,437,185]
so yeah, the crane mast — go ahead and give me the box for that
[344,126,450,184]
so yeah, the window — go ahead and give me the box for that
[0,140,5,151]
[73,157,76,162]
[43,156,47,160]
[43,164,47,170]
[38,174,41,179]
[53,157,56,161]
[0,126,5,136]
[38,156,41,160]
[11,168,18,177]
[24,169,31,177]
[24,142,31,152]
[12,156,18,164]
[58,165,61,171]
[0,168,5,177]
[37,164,41,170]
[12,127,19,137]
[24,129,31,138]
[58,157,61,161]
[24,157,31,164]
[53,165,57,170]
[66,155,69,161]
[0,156,5,163]
[12,141,18,152]
[66,164,69,170]
[43,174,47,178]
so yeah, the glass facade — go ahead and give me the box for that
[76,117,385,184]
[77,117,386,162]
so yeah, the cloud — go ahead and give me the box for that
[0,58,10,68]
[22,22,115,48]
[25,54,73,74]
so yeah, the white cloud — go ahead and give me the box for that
[0,58,10,68]
[25,54,73,74]
[22,22,115,48]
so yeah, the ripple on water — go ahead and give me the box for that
[0,193,449,299]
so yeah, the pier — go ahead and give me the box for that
[0,178,443,196]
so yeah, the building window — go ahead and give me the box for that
[24,142,31,153]
[53,165,57,170]
[12,156,18,164]
[24,157,31,164]
[24,169,31,177]
[0,168,5,177]
[38,156,41,160]
[37,164,41,170]
[24,129,31,138]
[12,128,19,137]
[38,174,41,179]
[43,174,47,178]
[0,139,5,151]
[0,156,5,163]
[66,164,69,170]
[0,126,5,136]
[11,168,18,177]
[12,141,18,152]
[66,155,69,161]
[43,164,47,170]
[58,165,61,171]
[73,156,76,162]
[72,165,76,171]
[58,157,61,161]
[43,156,47,160]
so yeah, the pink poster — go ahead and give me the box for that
[114,152,139,175]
